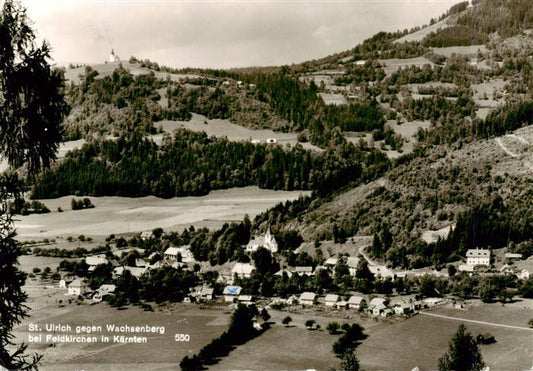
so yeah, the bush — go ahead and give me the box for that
[327,321,340,335]
[476,333,496,345]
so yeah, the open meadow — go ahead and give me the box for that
[357,300,533,371]
[63,61,203,85]
[14,187,310,239]
[11,290,231,371]
[154,113,323,151]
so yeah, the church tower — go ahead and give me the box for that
[109,49,120,63]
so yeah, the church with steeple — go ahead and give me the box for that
[109,49,120,63]
[246,227,278,253]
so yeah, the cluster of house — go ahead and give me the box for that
[221,255,361,286]
[268,292,445,317]
[59,276,116,303]
[458,248,530,279]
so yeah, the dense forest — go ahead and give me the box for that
[32,129,390,199]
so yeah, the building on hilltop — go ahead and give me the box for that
[109,49,120,63]
[466,248,490,267]
[246,227,278,253]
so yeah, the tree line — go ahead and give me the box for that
[32,129,390,200]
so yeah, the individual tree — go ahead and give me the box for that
[305,319,316,329]
[252,247,276,276]
[327,321,340,335]
[338,351,361,371]
[282,316,292,327]
[438,324,485,371]
[0,1,67,369]
[355,258,374,281]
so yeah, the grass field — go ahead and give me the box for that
[63,61,203,85]
[357,301,533,371]
[14,187,310,238]
[395,19,451,43]
[154,113,323,152]
[18,255,80,274]
[432,45,487,58]
[379,57,435,76]
[211,309,379,371]
[12,292,230,371]
[318,92,347,106]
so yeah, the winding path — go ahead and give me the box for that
[495,137,519,158]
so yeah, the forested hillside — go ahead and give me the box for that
[30,0,533,270]
[32,130,390,199]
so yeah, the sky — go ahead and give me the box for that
[22,0,463,69]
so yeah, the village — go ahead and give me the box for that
[26,225,533,323]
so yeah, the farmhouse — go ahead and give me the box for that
[347,296,366,309]
[371,303,387,316]
[113,266,148,278]
[238,295,254,306]
[424,297,444,307]
[198,287,214,301]
[324,294,339,307]
[246,227,278,253]
[335,300,348,309]
[85,255,108,271]
[323,257,338,272]
[231,262,256,280]
[92,284,116,303]
[393,301,414,315]
[369,265,394,279]
[346,256,360,276]
[368,297,387,315]
[67,279,88,296]
[293,266,314,276]
[466,248,490,266]
[59,274,75,289]
[140,231,153,240]
[299,292,316,306]
[164,246,195,263]
[223,285,242,302]
[274,269,293,278]
[505,253,523,260]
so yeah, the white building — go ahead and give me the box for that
[246,227,278,253]
[347,296,365,309]
[232,263,256,280]
[67,279,88,296]
[92,284,116,303]
[346,256,360,277]
[466,249,490,267]
[299,292,316,306]
[293,266,314,276]
[86,255,108,272]
[164,246,195,263]
[223,286,242,302]
[324,294,339,307]
[109,49,120,63]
